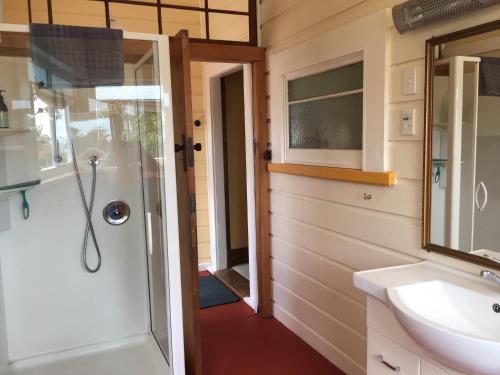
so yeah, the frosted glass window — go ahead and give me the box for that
[287,60,363,151]
[288,62,363,102]
[289,93,363,149]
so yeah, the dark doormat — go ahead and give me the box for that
[199,275,240,309]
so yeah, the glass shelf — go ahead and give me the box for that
[0,179,41,199]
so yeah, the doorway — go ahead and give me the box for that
[204,65,257,307]
[169,31,271,374]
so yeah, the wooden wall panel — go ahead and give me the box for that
[272,259,367,336]
[260,0,366,48]
[388,141,423,181]
[263,3,500,374]
[271,236,366,305]
[270,192,421,253]
[270,213,420,273]
[270,173,421,218]
[273,303,366,375]
[273,282,366,364]
[190,60,211,264]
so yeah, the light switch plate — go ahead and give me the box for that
[401,109,416,136]
[403,67,417,95]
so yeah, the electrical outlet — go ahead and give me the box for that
[401,109,416,136]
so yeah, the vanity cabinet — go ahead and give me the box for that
[368,329,420,375]
[366,296,468,375]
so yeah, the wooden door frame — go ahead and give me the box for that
[219,74,233,269]
[218,69,251,271]
[190,41,272,318]
[169,31,202,375]
[206,63,256,311]
[170,33,271,375]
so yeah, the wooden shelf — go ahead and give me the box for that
[0,128,30,140]
[267,163,396,186]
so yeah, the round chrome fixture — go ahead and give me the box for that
[103,200,131,225]
[88,155,100,166]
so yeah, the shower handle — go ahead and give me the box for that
[146,212,153,256]
[475,181,488,212]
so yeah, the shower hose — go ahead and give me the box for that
[64,110,102,273]
[73,154,102,273]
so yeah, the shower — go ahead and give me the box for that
[0,26,176,375]
[55,89,102,274]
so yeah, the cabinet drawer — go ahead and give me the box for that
[368,329,420,375]
[421,360,450,375]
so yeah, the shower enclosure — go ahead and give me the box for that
[0,24,183,375]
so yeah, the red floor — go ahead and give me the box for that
[200,287,345,375]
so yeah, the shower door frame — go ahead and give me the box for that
[0,23,186,375]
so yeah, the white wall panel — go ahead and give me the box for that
[271,192,421,253]
[0,148,150,361]
[0,259,8,370]
[271,236,322,278]
[262,2,500,374]
[274,303,366,375]
[273,281,366,365]
[272,259,366,335]
[270,173,422,218]
[320,258,367,305]
[270,213,419,272]
[388,141,423,181]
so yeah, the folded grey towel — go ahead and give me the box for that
[479,56,500,97]
[30,23,124,89]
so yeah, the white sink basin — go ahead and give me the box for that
[388,280,500,375]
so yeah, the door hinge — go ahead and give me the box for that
[186,137,194,168]
[189,193,197,244]
[189,193,197,214]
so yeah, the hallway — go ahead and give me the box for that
[200,300,345,375]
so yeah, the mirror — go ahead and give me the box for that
[424,21,500,270]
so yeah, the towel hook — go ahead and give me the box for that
[434,164,441,184]
[20,190,30,220]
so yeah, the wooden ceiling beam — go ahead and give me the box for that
[189,41,265,63]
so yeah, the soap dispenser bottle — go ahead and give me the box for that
[0,90,9,129]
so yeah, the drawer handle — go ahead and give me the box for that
[376,355,401,372]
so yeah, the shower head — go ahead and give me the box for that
[88,155,100,167]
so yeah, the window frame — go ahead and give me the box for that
[283,52,365,169]
[269,10,389,173]
[26,0,257,46]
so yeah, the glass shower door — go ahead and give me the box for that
[134,46,170,361]
[473,94,500,252]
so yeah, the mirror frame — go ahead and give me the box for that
[423,19,500,271]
